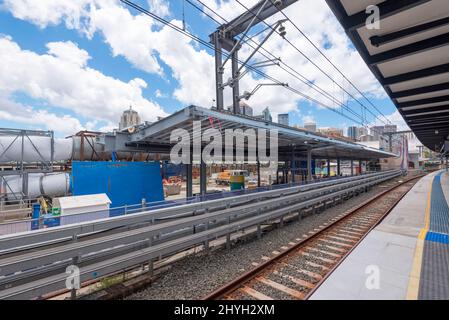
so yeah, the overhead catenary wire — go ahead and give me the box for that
[192,0,363,120]
[187,0,367,124]
[120,0,364,125]
[191,0,395,141]
[121,0,398,140]
[233,0,390,128]
[266,0,392,125]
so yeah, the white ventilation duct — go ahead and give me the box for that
[0,136,103,163]
[1,172,70,201]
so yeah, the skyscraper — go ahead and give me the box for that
[347,126,358,140]
[370,126,385,140]
[278,114,289,126]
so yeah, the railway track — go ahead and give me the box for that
[0,170,405,299]
[203,174,423,300]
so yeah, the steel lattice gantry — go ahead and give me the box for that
[326,0,449,153]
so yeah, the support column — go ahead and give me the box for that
[351,159,354,176]
[231,49,240,114]
[359,159,363,175]
[213,32,224,110]
[186,163,193,198]
[257,159,261,187]
[337,158,341,176]
[200,161,207,196]
[307,147,312,182]
[291,149,296,183]
[327,159,331,177]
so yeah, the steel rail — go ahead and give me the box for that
[201,174,423,300]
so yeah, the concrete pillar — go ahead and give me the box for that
[337,158,341,176]
[200,161,207,196]
[350,159,354,176]
[307,147,312,182]
[327,159,331,177]
[359,159,363,175]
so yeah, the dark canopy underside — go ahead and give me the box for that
[327,0,449,152]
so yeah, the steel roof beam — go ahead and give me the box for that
[370,16,449,47]
[223,0,298,36]
[402,105,449,116]
[408,116,449,123]
[383,63,449,85]
[409,120,449,127]
[369,33,449,66]
[339,0,430,31]
[391,82,449,99]
[397,95,449,108]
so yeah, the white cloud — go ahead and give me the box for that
[302,115,315,124]
[46,40,91,66]
[0,96,85,135]
[1,0,92,29]
[199,0,387,116]
[0,36,167,132]
[2,0,392,125]
[147,0,170,18]
[86,1,164,74]
[155,89,167,98]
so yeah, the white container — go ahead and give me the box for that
[53,193,111,225]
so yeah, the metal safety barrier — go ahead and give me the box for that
[0,169,402,299]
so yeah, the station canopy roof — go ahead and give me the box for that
[326,0,449,152]
[112,105,396,160]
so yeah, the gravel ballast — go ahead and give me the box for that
[126,178,404,300]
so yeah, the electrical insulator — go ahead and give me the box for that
[279,25,286,37]
[274,0,283,7]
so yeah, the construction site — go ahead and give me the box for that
[0,0,448,305]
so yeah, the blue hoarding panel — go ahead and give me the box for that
[71,161,164,208]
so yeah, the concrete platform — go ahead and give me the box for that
[310,170,449,300]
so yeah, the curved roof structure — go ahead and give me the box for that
[326,0,449,152]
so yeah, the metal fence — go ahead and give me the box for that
[0,170,388,236]
[0,169,402,299]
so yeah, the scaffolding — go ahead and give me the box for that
[0,128,55,202]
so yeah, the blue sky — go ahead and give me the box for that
[0,0,403,137]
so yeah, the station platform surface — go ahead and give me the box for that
[310,170,449,300]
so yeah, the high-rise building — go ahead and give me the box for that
[255,107,272,122]
[278,114,289,126]
[119,106,141,130]
[347,126,358,140]
[384,124,398,133]
[347,126,369,141]
[239,101,253,116]
[370,126,385,140]
[358,127,368,137]
[261,107,272,122]
[304,122,317,132]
